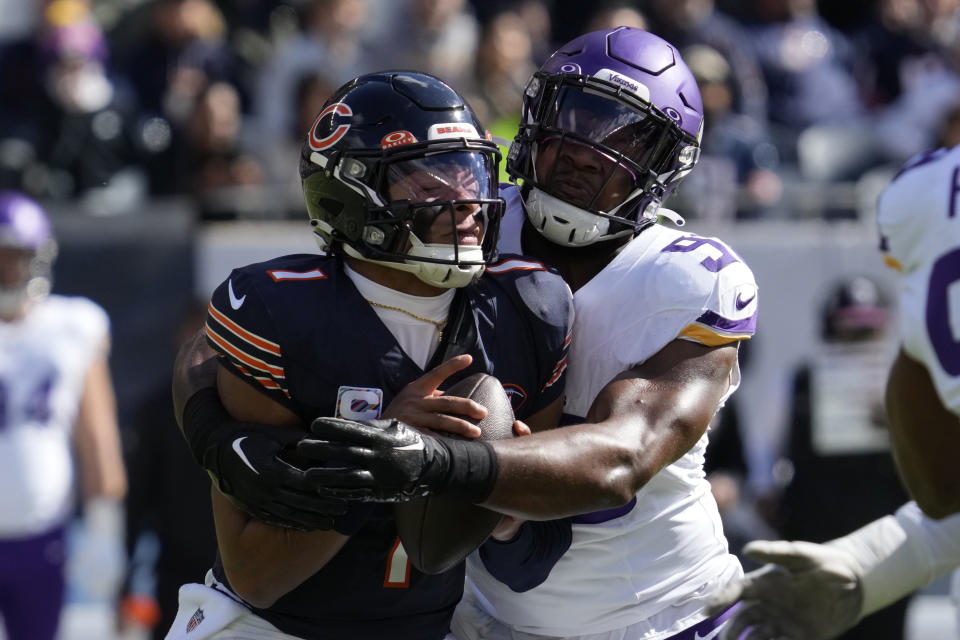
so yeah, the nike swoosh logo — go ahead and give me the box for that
[693,626,724,640]
[232,437,259,474]
[396,441,425,452]
[228,279,246,310]
[693,627,724,640]
[735,291,756,310]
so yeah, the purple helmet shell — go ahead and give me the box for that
[508,27,705,246]
[0,191,53,250]
[540,27,703,140]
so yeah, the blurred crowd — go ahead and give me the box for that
[1,2,957,638]
[2,0,960,221]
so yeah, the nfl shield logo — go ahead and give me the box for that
[186,607,205,633]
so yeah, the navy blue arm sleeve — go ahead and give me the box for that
[477,518,572,592]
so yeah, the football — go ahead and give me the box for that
[394,372,516,575]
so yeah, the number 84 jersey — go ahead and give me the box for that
[878,146,960,415]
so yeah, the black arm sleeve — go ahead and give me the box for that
[477,518,572,592]
[181,387,233,472]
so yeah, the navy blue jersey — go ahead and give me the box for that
[203,253,572,639]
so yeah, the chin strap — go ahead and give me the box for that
[656,207,685,227]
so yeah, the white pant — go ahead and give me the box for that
[164,572,299,640]
[450,586,716,640]
[165,570,458,640]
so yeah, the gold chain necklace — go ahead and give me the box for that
[365,298,448,343]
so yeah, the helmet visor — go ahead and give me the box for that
[380,150,498,251]
[550,86,680,171]
[532,85,682,212]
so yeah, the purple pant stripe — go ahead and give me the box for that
[663,602,741,640]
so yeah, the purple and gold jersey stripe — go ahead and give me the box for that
[680,309,756,346]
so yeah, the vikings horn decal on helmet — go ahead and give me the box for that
[299,71,505,288]
[508,27,704,247]
[0,191,57,317]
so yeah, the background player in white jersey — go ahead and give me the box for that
[705,145,960,639]
[0,191,127,640]
[303,28,759,640]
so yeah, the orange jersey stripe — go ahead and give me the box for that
[233,363,291,398]
[486,258,546,274]
[543,356,567,390]
[207,302,281,356]
[206,325,286,379]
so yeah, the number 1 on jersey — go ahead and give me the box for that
[384,537,411,588]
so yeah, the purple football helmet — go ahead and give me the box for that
[0,191,57,316]
[507,27,704,246]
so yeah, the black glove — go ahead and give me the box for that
[182,388,350,531]
[206,425,351,530]
[299,417,498,503]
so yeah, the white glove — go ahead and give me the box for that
[67,497,127,601]
[707,506,952,640]
[706,540,863,640]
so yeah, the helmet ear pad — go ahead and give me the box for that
[302,170,408,256]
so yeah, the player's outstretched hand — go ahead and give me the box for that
[706,540,863,640]
[212,424,350,530]
[299,418,453,502]
[382,354,487,439]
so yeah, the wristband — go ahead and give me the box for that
[440,438,498,503]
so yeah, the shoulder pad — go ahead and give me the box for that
[878,147,960,274]
[486,254,573,329]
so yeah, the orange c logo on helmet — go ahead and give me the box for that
[309,103,353,151]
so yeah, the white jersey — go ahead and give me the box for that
[877,146,960,415]
[469,188,757,636]
[0,295,109,537]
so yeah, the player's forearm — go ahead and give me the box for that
[75,357,127,500]
[212,488,347,608]
[890,433,960,519]
[483,374,712,518]
[172,328,219,429]
[885,349,960,518]
[483,420,651,518]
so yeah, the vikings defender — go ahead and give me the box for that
[0,192,126,640]
[164,72,573,640]
[308,28,758,640]
[706,147,960,640]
